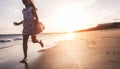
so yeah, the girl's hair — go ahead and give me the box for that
[29,0,38,11]
[22,0,37,10]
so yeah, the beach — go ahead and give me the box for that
[0,29,120,69]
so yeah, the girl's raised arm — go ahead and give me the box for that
[13,20,24,26]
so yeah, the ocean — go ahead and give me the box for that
[0,33,74,50]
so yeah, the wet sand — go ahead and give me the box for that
[1,29,120,69]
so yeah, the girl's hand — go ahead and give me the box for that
[13,20,23,26]
[34,19,38,24]
[13,22,19,26]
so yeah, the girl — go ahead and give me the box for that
[14,0,44,62]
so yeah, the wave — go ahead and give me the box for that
[0,33,65,50]
[0,37,23,43]
[13,37,23,41]
[0,38,23,49]
[0,39,13,43]
[0,46,13,49]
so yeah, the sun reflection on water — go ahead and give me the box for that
[62,33,75,40]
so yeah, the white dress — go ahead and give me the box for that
[22,6,34,35]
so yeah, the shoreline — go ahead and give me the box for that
[31,29,120,69]
[0,29,120,69]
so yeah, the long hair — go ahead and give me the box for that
[29,0,38,11]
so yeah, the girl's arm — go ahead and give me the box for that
[32,8,39,23]
[13,20,24,26]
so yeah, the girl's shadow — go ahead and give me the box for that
[38,49,46,52]
[20,61,29,69]
[38,47,52,52]
[24,62,29,69]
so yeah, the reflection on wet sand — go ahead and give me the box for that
[20,62,29,69]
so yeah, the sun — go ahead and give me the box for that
[51,3,95,32]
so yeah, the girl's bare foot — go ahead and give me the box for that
[20,58,28,63]
[39,40,44,47]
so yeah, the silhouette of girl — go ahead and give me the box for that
[14,0,44,62]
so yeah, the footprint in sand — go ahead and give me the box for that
[85,40,96,49]
[105,51,120,55]
[113,52,119,55]
[105,51,111,54]
[85,40,96,45]
[106,51,120,64]
[109,60,120,64]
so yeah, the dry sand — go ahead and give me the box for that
[1,29,120,69]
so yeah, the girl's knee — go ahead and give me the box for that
[31,35,39,43]
[32,39,37,43]
[32,39,39,43]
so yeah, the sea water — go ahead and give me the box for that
[0,33,72,49]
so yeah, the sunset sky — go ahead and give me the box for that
[0,0,120,34]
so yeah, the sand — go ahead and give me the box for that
[1,29,120,69]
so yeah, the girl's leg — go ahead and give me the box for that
[21,35,29,62]
[31,35,44,47]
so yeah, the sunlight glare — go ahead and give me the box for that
[63,33,75,40]
[52,3,96,32]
